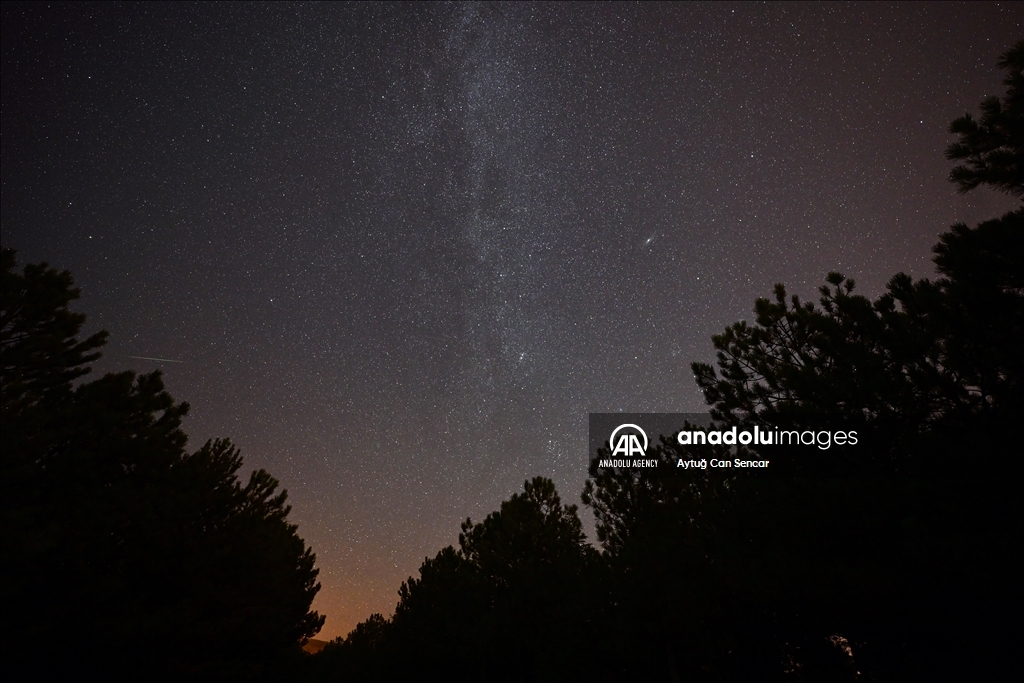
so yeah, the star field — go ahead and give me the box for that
[2,2,1020,638]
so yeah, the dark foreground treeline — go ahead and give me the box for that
[1,42,1021,683]
[304,44,1024,682]
[303,208,1022,682]
[307,458,1021,682]
[0,242,324,680]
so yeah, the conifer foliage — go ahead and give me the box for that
[0,248,324,681]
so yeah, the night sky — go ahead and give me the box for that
[3,2,1020,639]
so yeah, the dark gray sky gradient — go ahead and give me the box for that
[3,1,1019,638]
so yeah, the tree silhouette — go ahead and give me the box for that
[0,248,324,681]
[456,476,596,681]
[0,249,108,393]
[583,434,765,681]
[310,477,598,682]
[693,39,1024,463]
[946,40,1024,197]
[582,42,1023,681]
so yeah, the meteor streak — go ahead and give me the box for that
[128,355,184,364]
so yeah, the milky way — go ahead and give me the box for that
[3,2,1019,637]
